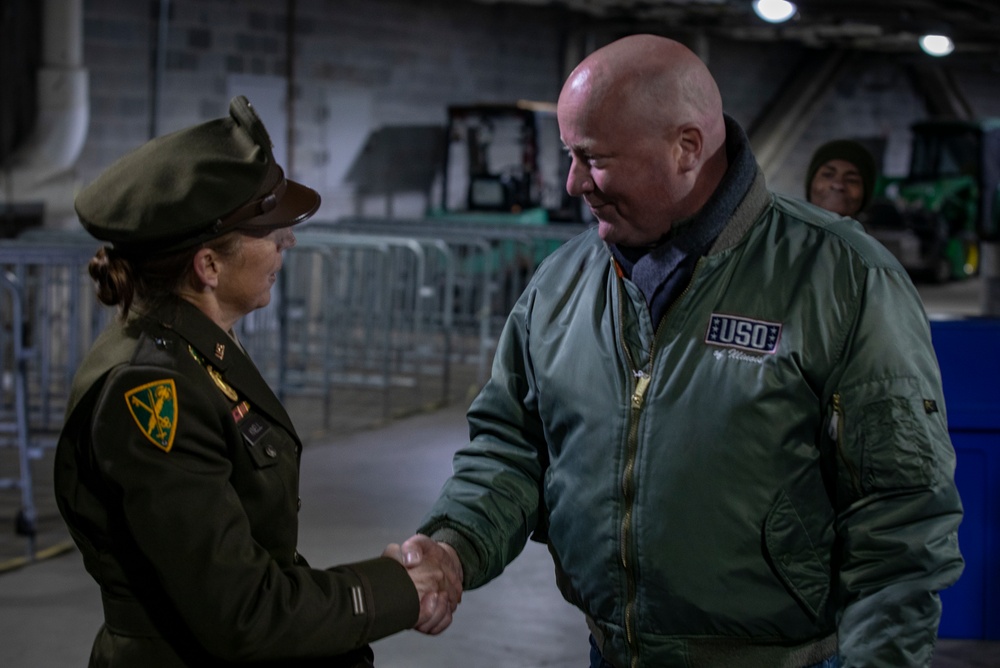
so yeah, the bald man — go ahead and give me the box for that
[396,34,963,668]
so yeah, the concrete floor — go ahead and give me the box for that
[3,402,999,667]
[1,276,998,667]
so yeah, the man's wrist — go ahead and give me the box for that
[428,527,479,588]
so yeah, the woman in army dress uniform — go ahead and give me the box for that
[54,96,459,667]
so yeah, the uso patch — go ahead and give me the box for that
[705,313,782,354]
[125,379,178,452]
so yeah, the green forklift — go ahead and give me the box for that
[861,118,1000,282]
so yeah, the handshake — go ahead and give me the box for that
[383,534,464,635]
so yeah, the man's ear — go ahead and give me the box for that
[191,247,221,289]
[675,125,703,172]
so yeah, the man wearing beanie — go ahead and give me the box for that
[805,139,877,217]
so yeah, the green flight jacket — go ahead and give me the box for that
[55,298,417,667]
[419,172,964,668]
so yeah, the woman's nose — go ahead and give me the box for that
[278,228,296,250]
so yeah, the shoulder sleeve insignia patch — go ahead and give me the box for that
[124,379,178,452]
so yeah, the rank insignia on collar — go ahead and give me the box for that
[125,380,178,452]
[215,342,225,360]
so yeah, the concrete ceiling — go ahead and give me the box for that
[470,0,1000,60]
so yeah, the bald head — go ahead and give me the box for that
[557,34,729,245]
[562,34,725,157]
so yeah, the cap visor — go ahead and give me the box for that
[238,179,321,231]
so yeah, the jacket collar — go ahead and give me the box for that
[145,298,297,439]
[707,117,772,255]
[708,169,771,255]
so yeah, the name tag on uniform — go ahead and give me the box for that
[239,414,270,445]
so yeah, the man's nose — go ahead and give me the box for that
[566,160,593,197]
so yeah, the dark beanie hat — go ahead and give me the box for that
[805,139,877,211]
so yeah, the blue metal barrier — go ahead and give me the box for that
[932,317,1000,640]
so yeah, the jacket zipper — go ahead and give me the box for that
[615,259,702,668]
[622,368,649,668]
[830,392,862,496]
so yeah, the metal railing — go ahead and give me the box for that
[1,234,106,560]
[0,218,585,559]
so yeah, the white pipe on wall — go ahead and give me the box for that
[1,0,89,201]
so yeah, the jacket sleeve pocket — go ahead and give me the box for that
[839,375,941,496]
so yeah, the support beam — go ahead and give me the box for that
[748,49,849,181]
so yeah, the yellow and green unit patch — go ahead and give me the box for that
[125,379,178,452]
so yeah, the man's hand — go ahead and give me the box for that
[383,534,463,634]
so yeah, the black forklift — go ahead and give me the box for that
[434,101,580,222]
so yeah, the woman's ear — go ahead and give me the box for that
[191,247,221,290]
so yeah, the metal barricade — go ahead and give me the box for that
[239,230,466,426]
[0,221,566,557]
[0,237,108,437]
[0,234,105,559]
[304,226,496,382]
[0,272,37,558]
[315,216,587,336]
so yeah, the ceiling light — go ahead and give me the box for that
[919,34,955,57]
[752,0,797,24]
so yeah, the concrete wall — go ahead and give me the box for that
[59,0,1000,226]
[77,0,570,223]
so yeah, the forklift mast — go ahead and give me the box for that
[439,101,578,221]
[908,119,1000,240]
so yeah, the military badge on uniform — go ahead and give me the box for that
[188,345,239,401]
[125,379,178,452]
[231,400,250,423]
[205,364,239,401]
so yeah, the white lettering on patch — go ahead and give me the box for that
[705,313,782,354]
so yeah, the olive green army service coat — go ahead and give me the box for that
[55,298,417,667]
